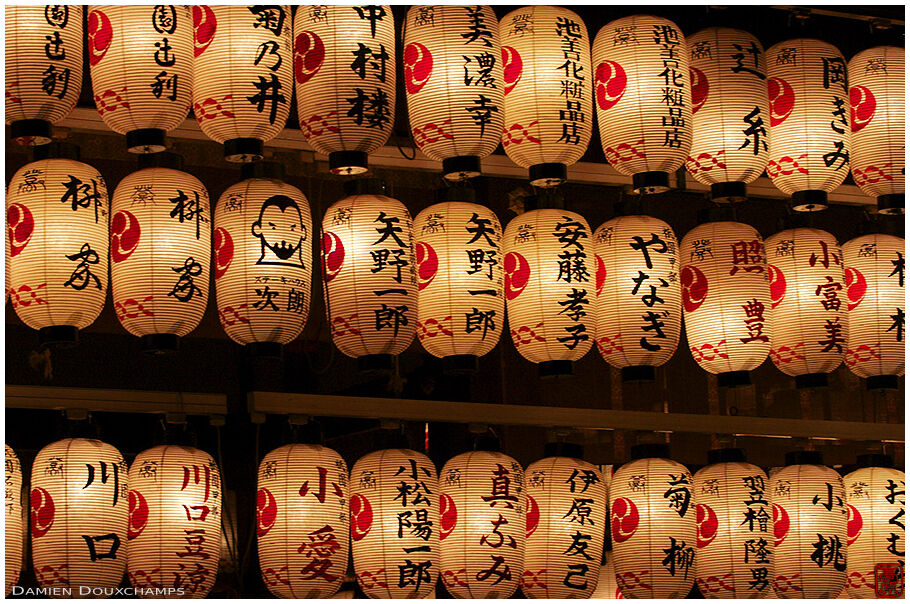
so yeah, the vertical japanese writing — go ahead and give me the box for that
[394,458,435,591]
[740,475,771,592]
[347,6,391,129]
[553,218,590,350]
[555,16,585,145]
[653,24,686,148]
[462,6,498,136]
[151,6,179,100]
[42,6,71,99]
[247,6,288,124]
[630,232,672,351]
[372,211,412,336]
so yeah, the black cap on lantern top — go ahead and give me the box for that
[329,151,369,176]
[126,128,167,154]
[866,375,900,390]
[435,186,476,204]
[140,333,180,354]
[344,178,387,197]
[710,181,748,203]
[544,441,584,459]
[241,160,285,181]
[856,453,894,469]
[717,370,751,388]
[442,354,479,376]
[877,193,904,215]
[529,163,567,188]
[707,448,747,465]
[245,342,283,359]
[32,141,81,161]
[795,373,829,389]
[791,190,828,212]
[442,156,482,181]
[622,365,656,382]
[224,138,264,163]
[138,151,184,171]
[785,450,823,466]
[631,443,670,460]
[38,325,79,348]
[632,171,670,195]
[11,119,53,145]
[538,360,573,378]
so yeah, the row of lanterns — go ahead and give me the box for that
[6,440,903,598]
[6,150,905,387]
[4,6,904,213]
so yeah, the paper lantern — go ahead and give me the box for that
[848,46,905,214]
[610,445,697,598]
[109,156,211,352]
[403,5,505,180]
[127,445,222,598]
[843,455,905,598]
[6,445,22,596]
[765,228,847,387]
[414,191,503,370]
[842,233,905,388]
[5,5,83,145]
[192,5,292,162]
[213,162,312,354]
[686,28,770,202]
[680,221,772,385]
[593,214,682,380]
[693,449,774,598]
[592,15,693,194]
[350,448,440,598]
[321,179,416,368]
[502,207,594,376]
[438,450,524,598]
[591,552,624,599]
[293,5,396,175]
[7,151,109,345]
[765,39,851,211]
[257,444,349,598]
[770,451,847,598]
[498,6,593,187]
[30,438,128,595]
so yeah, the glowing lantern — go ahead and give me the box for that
[593,214,681,380]
[843,455,904,598]
[414,189,503,371]
[127,445,221,598]
[592,552,624,599]
[498,6,592,187]
[771,451,847,598]
[109,154,211,352]
[257,444,349,598]
[438,450,524,598]
[293,4,396,175]
[5,5,83,145]
[6,445,22,596]
[192,5,292,162]
[214,162,312,355]
[765,39,851,211]
[350,448,439,598]
[403,5,505,181]
[765,228,846,387]
[610,445,697,598]
[592,15,692,194]
[321,179,416,369]
[502,205,594,376]
[30,438,128,594]
[686,28,770,202]
[7,148,109,345]
[693,448,774,598]
[680,221,772,385]
[842,233,905,388]
[848,46,905,215]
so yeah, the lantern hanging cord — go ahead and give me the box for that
[395,136,417,161]
[216,423,242,591]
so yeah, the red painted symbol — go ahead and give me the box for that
[294,31,325,84]
[768,264,786,309]
[412,120,453,147]
[87,9,112,66]
[94,87,131,116]
[595,60,626,111]
[193,5,217,57]
[115,296,155,321]
[256,487,277,537]
[521,569,547,590]
[501,45,522,95]
[595,254,606,297]
[845,266,867,310]
[875,563,904,598]
[261,566,290,587]
[767,77,795,127]
[689,66,709,114]
[502,121,540,147]
[416,241,438,291]
[772,502,789,546]
[681,264,708,312]
[7,202,34,257]
[194,95,234,122]
[30,487,55,538]
[846,504,863,545]
[350,493,373,542]
[696,503,718,548]
[504,251,530,300]
[611,496,639,543]
[321,231,345,283]
[111,210,141,263]
[525,494,540,539]
[128,490,149,540]
[213,227,233,280]
[300,111,339,137]
[604,140,646,164]
[850,85,876,133]
[403,42,433,95]
[686,151,726,174]
[441,569,468,588]
[439,492,457,540]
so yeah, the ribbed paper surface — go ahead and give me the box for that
[5,445,22,596]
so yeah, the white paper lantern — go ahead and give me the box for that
[414,192,503,368]
[438,450,525,598]
[214,164,312,353]
[770,452,848,598]
[403,5,505,181]
[5,5,83,145]
[842,233,905,387]
[592,15,693,194]
[293,5,396,175]
[680,221,772,384]
[610,447,697,598]
[257,444,349,599]
[593,214,681,380]
[6,445,22,596]
[693,449,774,598]
[591,552,624,599]
[765,228,847,386]
[498,6,593,187]
[321,180,417,366]
[127,445,222,598]
[192,5,292,162]
[843,457,904,598]
[686,28,770,202]
[502,207,594,376]
[7,154,109,345]
[30,438,128,596]
[350,448,440,598]
[109,159,211,352]
[765,39,851,211]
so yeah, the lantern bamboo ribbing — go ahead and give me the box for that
[6,445,22,596]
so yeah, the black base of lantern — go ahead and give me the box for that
[711,181,747,203]
[707,447,747,464]
[856,453,893,469]
[137,151,183,170]
[442,156,481,181]
[717,370,751,388]
[126,128,167,154]
[866,375,899,390]
[329,151,369,175]
[344,177,387,196]
[791,190,828,212]
[632,171,670,195]
[442,354,479,375]
[38,325,78,347]
[877,193,904,215]
[246,342,282,358]
[140,333,180,354]
[622,365,656,382]
[785,450,823,466]
[358,354,395,373]
[10,119,52,145]
[529,163,567,188]
[544,441,584,459]
[795,373,828,389]
[224,138,264,163]
[242,160,285,180]
[539,360,573,378]
[631,443,670,461]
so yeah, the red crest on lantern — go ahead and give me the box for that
[595,60,626,111]
[403,42,433,95]
[525,493,540,538]
[7,203,34,257]
[689,66,709,114]
[504,251,530,300]
[256,487,278,537]
[192,5,217,58]
[416,241,439,291]
[87,9,113,66]
[767,264,787,309]
[845,266,867,310]
[681,264,708,312]
[127,489,149,540]
[610,496,639,543]
[501,46,522,95]
[767,77,795,127]
[772,502,790,546]
[695,503,718,548]
[350,493,373,542]
[321,231,345,283]
[439,492,457,540]
[213,227,233,280]
[594,254,606,297]
[110,210,141,263]
[294,31,325,84]
[849,85,876,133]
[29,487,55,538]
[846,504,863,545]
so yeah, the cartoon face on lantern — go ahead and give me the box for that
[595,60,626,111]
[251,195,308,268]
[403,42,433,94]
[294,31,325,84]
